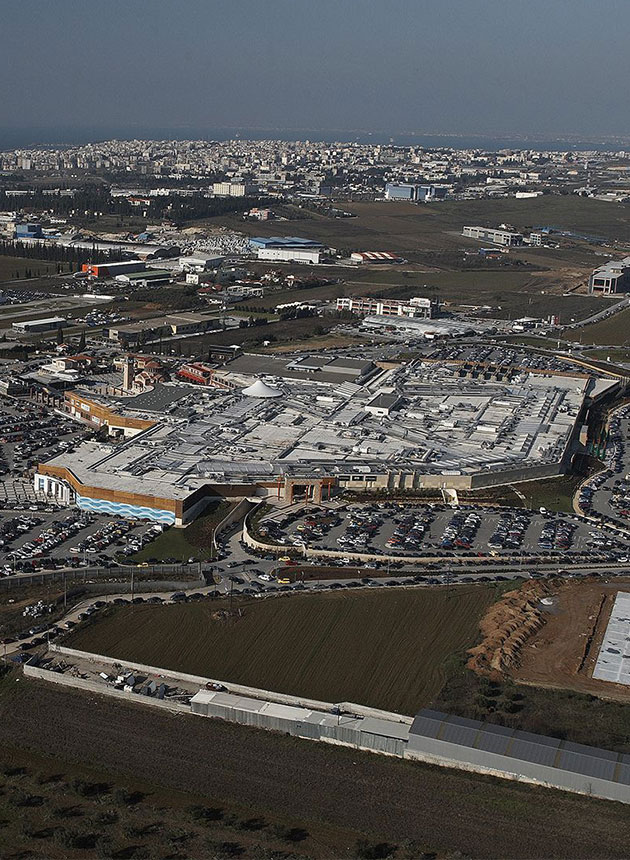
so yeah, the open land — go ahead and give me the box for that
[514,581,630,699]
[212,197,630,253]
[240,264,604,324]
[579,307,630,345]
[0,256,64,282]
[2,674,630,859]
[64,587,502,715]
[201,197,630,322]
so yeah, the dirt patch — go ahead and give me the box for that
[470,577,630,702]
[467,579,559,677]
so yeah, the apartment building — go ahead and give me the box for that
[336,295,432,318]
[463,226,524,246]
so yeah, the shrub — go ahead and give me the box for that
[270,825,309,843]
[92,808,119,826]
[188,804,224,824]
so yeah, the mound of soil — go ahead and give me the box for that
[467,580,561,678]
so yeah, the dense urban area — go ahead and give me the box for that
[5,135,630,859]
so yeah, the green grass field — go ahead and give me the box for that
[584,347,630,362]
[65,586,502,714]
[131,500,234,562]
[579,306,630,345]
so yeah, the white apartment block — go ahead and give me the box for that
[463,226,524,246]
[336,295,432,318]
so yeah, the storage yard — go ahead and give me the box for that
[63,587,501,714]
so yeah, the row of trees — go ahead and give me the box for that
[0,238,124,268]
[0,188,267,226]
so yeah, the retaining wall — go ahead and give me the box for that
[213,498,256,551]
[242,513,548,566]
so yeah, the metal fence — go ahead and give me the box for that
[0,562,205,591]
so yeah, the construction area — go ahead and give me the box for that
[18,635,630,807]
[466,577,630,703]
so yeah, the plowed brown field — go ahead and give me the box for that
[65,587,500,714]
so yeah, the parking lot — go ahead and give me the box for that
[582,406,630,526]
[0,401,88,477]
[418,342,581,375]
[0,509,159,576]
[258,501,630,563]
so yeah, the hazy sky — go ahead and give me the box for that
[1,0,629,138]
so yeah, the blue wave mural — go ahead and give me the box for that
[76,493,176,524]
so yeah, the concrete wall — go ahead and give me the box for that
[48,643,410,723]
[242,511,544,566]
[23,663,188,716]
[212,498,255,550]
[0,563,204,592]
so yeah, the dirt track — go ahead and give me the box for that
[2,677,630,859]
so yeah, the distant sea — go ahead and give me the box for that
[1,126,629,152]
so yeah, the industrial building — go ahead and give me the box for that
[189,693,630,805]
[405,709,630,805]
[114,268,172,286]
[248,237,325,265]
[350,251,406,264]
[179,254,224,271]
[337,296,432,319]
[36,358,587,523]
[588,256,630,295]
[13,316,67,334]
[257,246,321,264]
[108,312,218,346]
[82,260,146,278]
[191,689,410,756]
[14,222,43,239]
[462,226,524,246]
[385,183,447,202]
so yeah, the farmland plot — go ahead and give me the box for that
[66,587,498,714]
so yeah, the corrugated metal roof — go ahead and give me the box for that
[475,724,513,755]
[360,717,410,740]
[411,709,629,787]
